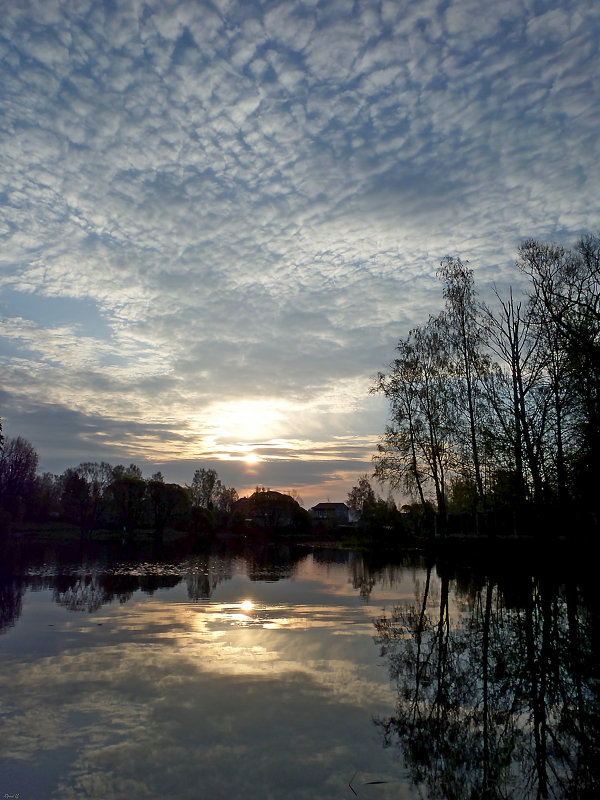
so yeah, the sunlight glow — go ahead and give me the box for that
[240,600,254,612]
[244,452,260,465]
[208,399,285,442]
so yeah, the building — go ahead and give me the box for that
[311,502,350,525]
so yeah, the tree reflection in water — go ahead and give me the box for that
[374,556,599,800]
[0,575,24,634]
[185,555,232,601]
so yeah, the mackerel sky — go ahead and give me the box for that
[1,0,599,505]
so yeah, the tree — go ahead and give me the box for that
[147,477,190,541]
[107,464,146,535]
[518,234,600,505]
[437,257,490,504]
[482,289,548,504]
[188,468,220,510]
[237,487,309,531]
[375,231,600,522]
[214,484,238,515]
[518,235,600,367]
[61,462,112,536]
[0,436,39,522]
[347,475,377,517]
[30,472,62,521]
[372,317,456,515]
[446,477,479,514]
[62,469,93,533]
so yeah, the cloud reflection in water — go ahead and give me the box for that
[0,552,417,799]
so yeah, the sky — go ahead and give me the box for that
[1,0,599,507]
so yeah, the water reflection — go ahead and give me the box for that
[374,550,599,800]
[0,574,24,634]
[2,538,597,799]
[0,541,25,633]
[185,554,233,601]
[0,539,311,625]
[0,541,414,800]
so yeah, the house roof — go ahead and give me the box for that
[311,502,348,510]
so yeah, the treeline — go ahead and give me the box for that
[373,232,600,522]
[0,434,238,539]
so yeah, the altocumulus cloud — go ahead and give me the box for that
[1,0,598,502]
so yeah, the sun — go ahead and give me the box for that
[244,452,260,465]
[240,600,254,612]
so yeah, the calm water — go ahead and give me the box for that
[0,539,597,800]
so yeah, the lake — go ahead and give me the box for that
[0,537,597,800]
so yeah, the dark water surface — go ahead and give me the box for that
[0,538,597,800]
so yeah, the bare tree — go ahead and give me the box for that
[188,468,220,510]
[518,235,600,502]
[482,289,548,504]
[437,257,490,504]
[0,436,39,521]
[373,317,456,515]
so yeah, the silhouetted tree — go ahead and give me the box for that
[347,475,377,517]
[518,234,600,505]
[0,436,38,524]
[482,288,548,505]
[147,475,190,541]
[446,477,479,514]
[30,472,62,521]
[188,468,219,510]
[214,483,239,526]
[235,488,309,532]
[374,232,600,521]
[107,464,146,535]
[61,462,112,536]
[373,317,455,516]
[438,257,490,505]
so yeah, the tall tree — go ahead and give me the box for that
[0,436,39,521]
[147,476,190,541]
[482,289,548,504]
[214,484,238,515]
[437,257,489,504]
[518,235,600,504]
[188,468,220,510]
[347,475,377,517]
[373,317,455,515]
[107,464,146,535]
[61,462,113,536]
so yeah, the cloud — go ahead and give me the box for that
[1,0,599,501]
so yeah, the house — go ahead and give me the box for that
[232,489,310,530]
[311,502,350,525]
